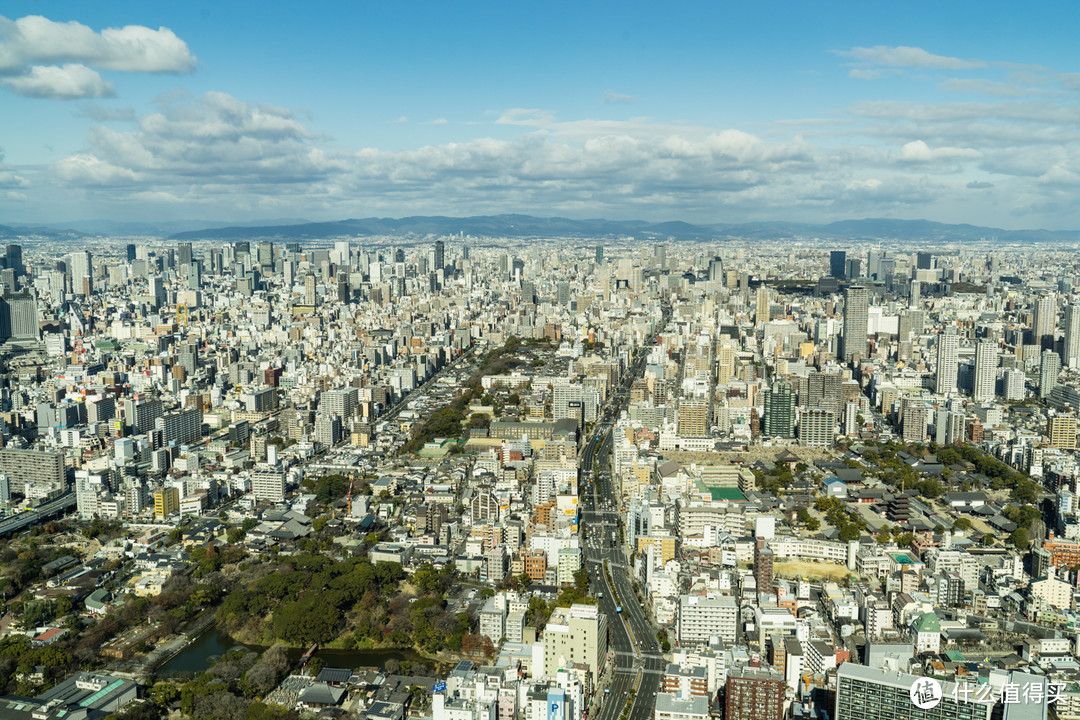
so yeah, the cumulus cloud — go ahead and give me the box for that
[0,14,194,98]
[495,108,556,126]
[1,63,113,98]
[898,140,981,162]
[836,45,985,70]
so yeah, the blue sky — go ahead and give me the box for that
[3,1,1080,228]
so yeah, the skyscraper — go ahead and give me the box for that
[1034,294,1056,349]
[909,278,921,306]
[177,241,193,268]
[916,252,935,270]
[434,240,445,271]
[973,341,997,402]
[654,243,667,271]
[762,381,794,438]
[756,284,769,326]
[1065,303,1080,369]
[830,250,846,279]
[70,251,92,296]
[1041,349,1062,399]
[935,327,958,395]
[841,285,869,363]
[595,246,604,264]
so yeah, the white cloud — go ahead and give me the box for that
[0,14,194,99]
[1,63,113,99]
[899,140,981,162]
[495,108,556,126]
[939,78,1033,97]
[0,14,195,72]
[837,45,985,70]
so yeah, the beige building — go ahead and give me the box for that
[542,603,608,681]
[1049,415,1078,450]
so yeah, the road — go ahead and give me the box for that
[581,305,669,720]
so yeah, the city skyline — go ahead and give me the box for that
[3,2,1080,229]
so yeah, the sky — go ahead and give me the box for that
[3,1,1080,229]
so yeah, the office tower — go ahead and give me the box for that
[1034,294,1056,349]
[557,282,571,306]
[1065,303,1080,369]
[756,285,769,326]
[125,243,137,262]
[434,240,445,271]
[186,261,201,290]
[762,381,795,438]
[909,278,921,306]
[916,252,934,270]
[845,257,861,280]
[70,251,93,296]
[841,285,869,363]
[177,242,193,268]
[337,272,349,303]
[256,241,273,267]
[844,400,860,436]
[304,273,317,305]
[5,245,21,277]
[935,327,958,394]
[725,666,785,720]
[654,243,667,271]
[799,408,834,447]
[835,664,994,720]
[708,257,724,283]
[148,276,166,310]
[595,246,604,264]
[830,251,846,279]
[973,341,997,402]
[1041,349,1062,399]
[3,292,38,341]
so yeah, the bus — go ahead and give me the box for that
[616,606,622,613]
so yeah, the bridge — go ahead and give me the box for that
[0,492,77,537]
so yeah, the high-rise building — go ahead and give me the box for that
[678,399,709,437]
[841,285,869,363]
[5,245,22,277]
[595,246,604,264]
[799,408,834,447]
[909,278,921,306]
[70,251,93,296]
[707,257,724,283]
[654,243,667,271]
[762,381,795,438]
[177,242,193,268]
[756,285,769,326]
[916,252,935,270]
[902,397,928,442]
[252,464,286,503]
[835,663,993,720]
[434,240,445,271]
[1002,368,1025,401]
[154,486,179,519]
[1041,349,1062,399]
[542,604,608,682]
[754,538,774,593]
[724,666,785,720]
[1034,294,1056,349]
[125,244,137,262]
[1049,415,1078,450]
[678,594,737,646]
[935,327,958,395]
[1064,303,1080,369]
[304,273,317,306]
[830,251,846,279]
[973,341,997,402]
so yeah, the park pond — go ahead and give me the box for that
[158,627,435,677]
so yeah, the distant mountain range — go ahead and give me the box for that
[2,215,1078,244]
[166,215,1080,243]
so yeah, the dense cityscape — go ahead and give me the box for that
[0,230,1075,720]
